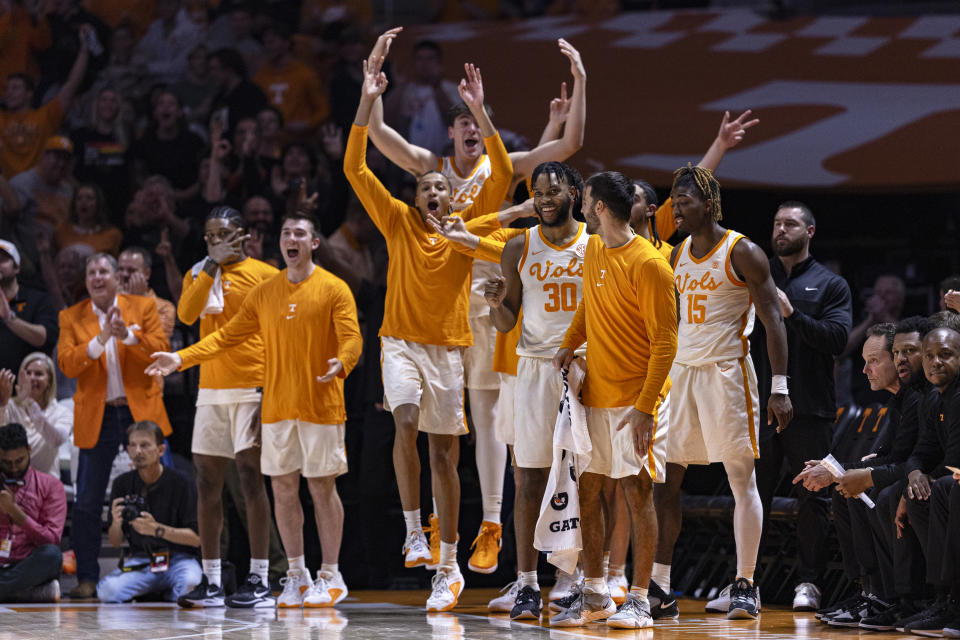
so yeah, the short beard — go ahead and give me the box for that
[773,236,806,257]
[537,199,572,228]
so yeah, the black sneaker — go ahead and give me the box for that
[826,595,873,627]
[898,596,947,632]
[816,592,863,620]
[648,580,679,619]
[905,600,959,637]
[510,585,541,620]
[226,573,276,608]
[178,575,225,608]
[860,599,905,631]
[943,614,960,638]
[727,577,760,620]
[549,582,582,613]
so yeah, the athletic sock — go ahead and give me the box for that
[403,509,422,536]
[602,552,610,579]
[250,558,269,585]
[482,510,501,525]
[320,563,339,577]
[651,562,671,593]
[287,555,308,575]
[584,577,607,594]
[439,541,458,572]
[518,570,539,590]
[608,563,625,578]
[202,558,222,588]
[630,586,650,605]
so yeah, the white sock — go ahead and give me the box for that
[470,387,505,525]
[723,456,762,584]
[287,555,307,575]
[440,541,458,571]
[602,552,610,579]
[518,570,539,589]
[320,563,338,577]
[432,499,439,519]
[202,558,222,587]
[652,562,671,593]
[403,509,422,536]
[630,586,649,603]
[584,577,607,594]
[250,558,269,585]
[608,563,625,578]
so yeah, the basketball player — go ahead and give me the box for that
[430,161,587,620]
[146,212,363,610]
[364,28,586,573]
[666,164,792,619]
[345,55,512,611]
[551,171,678,628]
[175,206,279,609]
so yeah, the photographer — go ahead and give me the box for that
[0,422,66,603]
[96,421,201,603]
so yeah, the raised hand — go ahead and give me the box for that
[0,369,14,406]
[558,38,585,79]
[484,276,506,309]
[155,227,172,258]
[107,306,128,338]
[361,56,389,101]
[717,109,759,150]
[548,81,571,127]
[457,63,484,111]
[368,27,402,67]
[145,352,183,377]
[426,214,473,246]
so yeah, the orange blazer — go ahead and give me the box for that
[57,294,171,449]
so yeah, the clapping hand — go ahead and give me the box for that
[0,369,14,406]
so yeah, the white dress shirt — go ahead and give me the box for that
[85,297,140,402]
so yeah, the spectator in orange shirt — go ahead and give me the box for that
[54,184,123,257]
[254,23,330,137]
[0,0,52,87]
[0,26,91,177]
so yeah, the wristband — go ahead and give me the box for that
[772,374,789,395]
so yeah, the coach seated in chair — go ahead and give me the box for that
[0,422,67,603]
[97,421,201,603]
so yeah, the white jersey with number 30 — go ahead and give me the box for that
[517,223,589,358]
[673,229,755,366]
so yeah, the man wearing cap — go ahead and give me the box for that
[6,137,76,273]
[0,239,58,373]
[0,26,91,177]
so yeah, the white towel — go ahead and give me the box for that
[190,259,224,318]
[534,359,592,574]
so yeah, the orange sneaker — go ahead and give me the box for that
[424,513,441,570]
[467,521,502,574]
[62,549,76,575]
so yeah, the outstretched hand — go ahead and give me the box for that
[458,63,484,111]
[145,352,182,377]
[558,38,585,79]
[316,358,343,383]
[717,110,759,149]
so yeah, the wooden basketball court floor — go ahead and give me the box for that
[0,590,919,639]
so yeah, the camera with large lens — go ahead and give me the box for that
[120,495,147,523]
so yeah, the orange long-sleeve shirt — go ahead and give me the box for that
[344,124,513,347]
[560,234,677,413]
[177,257,279,390]
[0,98,63,177]
[178,267,362,425]
[254,58,329,131]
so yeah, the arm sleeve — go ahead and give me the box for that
[30,292,59,353]
[331,281,363,378]
[177,269,214,325]
[32,402,72,448]
[654,197,675,244]
[448,213,508,262]
[343,124,407,237]
[560,299,588,352]
[634,258,679,414]
[155,298,176,340]
[459,133,514,222]
[178,291,262,369]
[905,403,941,475]
[21,477,66,546]
[867,393,922,487]
[784,277,852,355]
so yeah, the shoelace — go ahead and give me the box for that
[619,595,649,617]
[403,530,428,552]
[516,586,539,605]
[431,571,451,593]
[498,580,518,595]
[470,523,498,550]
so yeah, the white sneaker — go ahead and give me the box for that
[607,574,629,605]
[317,570,348,606]
[488,580,519,612]
[549,566,582,602]
[403,529,433,568]
[706,583,732,613]
[277,569,313,608]
[426,568,465,612]
[793,582,821,611]
[607,593,654,629]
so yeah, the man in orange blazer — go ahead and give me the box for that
[57,252,171,599]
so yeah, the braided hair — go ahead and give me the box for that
[672,163,722,221]
[531,161,583,214]
[206,205,245,230]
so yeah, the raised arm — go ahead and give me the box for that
[511,38,586,179]
[731,238,793,431]
[57,24,92,111]
[536,81,571,147]
[365,27,438,176]
[698,109,758,173]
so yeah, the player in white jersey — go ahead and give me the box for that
[666,165,793,620]
[362,27,587,574]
